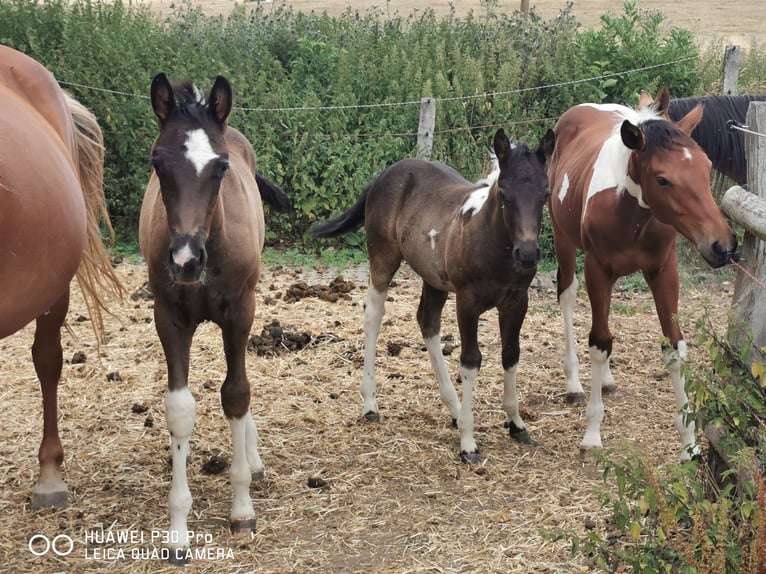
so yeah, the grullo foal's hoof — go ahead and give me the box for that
[506,422,533,445]
[565,392,587,405]
[31,489,68,509]
[364,411,380,423]
[230,517,256,535]
[460,450,481,465]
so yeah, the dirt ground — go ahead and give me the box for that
[0,256,734,573]
[141,0,766,50]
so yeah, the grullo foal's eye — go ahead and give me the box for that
[213,161,230,180]
[656,176,670,187]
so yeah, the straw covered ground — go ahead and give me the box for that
[0,257,732,573]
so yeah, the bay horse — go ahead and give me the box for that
[669,94,766,186]
[0,46,123,507]
[546,87,738,461]
[139,73,289,564]
[313,128,555,463]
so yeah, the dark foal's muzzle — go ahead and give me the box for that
[168,231,207,283]
[513,240,542,269]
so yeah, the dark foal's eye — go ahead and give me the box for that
[656,175,670,187]
[212,160,229,181]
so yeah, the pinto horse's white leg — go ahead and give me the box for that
[559,277,585,403]
[229,414,256,532]
[424,334,461,422]
[245,412,265,480]
[502,364,532,444]
[663,341,698,460]
[581,346,608,453]
[361,287,387,421]
[165,387,196,565]
[457,365,479,463]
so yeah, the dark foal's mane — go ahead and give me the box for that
[170,80,207,119]
[668,94,766,184]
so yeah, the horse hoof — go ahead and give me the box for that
[565,392,586,404]
[252,470,265,481]
[451,418,458,429]
[31,490,68,509]
[230,517,256,535]
[508,424,533,445]
[167,548,189,566]
[578,445,602,461]
[364,411,380,423]
[460,450,481,465]
[602,384,618,395]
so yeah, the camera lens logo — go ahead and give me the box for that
[28,534,74,557]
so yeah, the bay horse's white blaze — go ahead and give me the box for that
[184,128,219,176]
[165,387,196,556]
[361,287,388,417]
[459,187,489,216]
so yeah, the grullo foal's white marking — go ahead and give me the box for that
[459,187,489,217]
[184,128,219,176]
[172,242,195,268]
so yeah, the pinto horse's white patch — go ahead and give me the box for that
[557,172,570,203]
[427,229,439,250]
[460,187,489,217]
[683,147,692,160]
[184,128,219,176]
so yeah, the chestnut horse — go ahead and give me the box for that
[0,46,122,507]
[313,128,555,463]
[139,73,289,564]
[546,87,738,460]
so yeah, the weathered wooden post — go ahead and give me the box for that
[417,97,435,160]
[520,0,530,12]
[722,45,741,96]
[721,101,766,357]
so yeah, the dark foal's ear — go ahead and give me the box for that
[150,73,175,126]
[208,76,233,127]
[620,120,646,152]
[653,85,671,117]
[493,128,511,163]
[537,128,556,163]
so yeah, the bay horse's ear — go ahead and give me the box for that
[208,75,233,127]
[150,72,175,126]
[493,128,511,162]
[653,85,671,117]
[676,102,704,135]
[620,120,646,151]
[538,128,555,162]
[638,89,654,109]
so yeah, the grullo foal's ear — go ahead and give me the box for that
[150,72,176,126]
[538,128,556,162]
[493,128,510,163]
[620,120,646,152]
[208,75,233,127]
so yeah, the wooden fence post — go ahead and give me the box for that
[722,45,741,96]
[724,101,766,356]
[417,97,435,159]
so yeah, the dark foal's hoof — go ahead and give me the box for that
[602,384,618,395]
[252,470,265,481]
[364,411,380,423]
[31,490,68,509]
[168,548,189,567]
[506,422,533,445]
[230,517,256,535]
[460,450,481,465]
[451,418,458,429]
[565,392,587,405]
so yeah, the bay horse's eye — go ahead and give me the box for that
[212,160,229,181]
[656,176,670,187]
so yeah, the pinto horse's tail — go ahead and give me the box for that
[256,173,292,211]
[65,91,125,339]
[312,183,371,238]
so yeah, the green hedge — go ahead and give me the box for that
[0,0,712,251]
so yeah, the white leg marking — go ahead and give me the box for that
[423,334,460,420]
[502,364,525,430]
[457,365,478,455]
[229,415,255,523]
[245,412,264,476]
[582,346,607,449]
[664,341,697,460]
[361,287,387,417]
[165,388,196,553]
[559,278,583,396]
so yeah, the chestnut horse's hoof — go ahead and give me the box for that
[460,450,481,465]
[565,392,587,404]
[364,411,380,423]
[230,517,256,535]
[602,384,618,395]
[168,547,189,566]
[506,422,533,445]
[31,489,68,509]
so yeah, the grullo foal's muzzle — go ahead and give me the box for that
[168,231,207,283]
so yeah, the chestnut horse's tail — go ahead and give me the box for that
[65,91,125,340]
[312,183,371,238]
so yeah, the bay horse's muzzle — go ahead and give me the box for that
[168,231,207,283]
[513,240,542,269]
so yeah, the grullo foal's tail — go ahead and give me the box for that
[312,184,371,238]
[256,173,292,211]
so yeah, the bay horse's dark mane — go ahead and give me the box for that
[668,94,766,184]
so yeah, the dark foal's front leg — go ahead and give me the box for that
[417,283,461,425]
[498,293,533,445]
[31,291,70,508]
[219,291,260,535]
[455,292,483,464]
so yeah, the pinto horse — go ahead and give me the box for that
[313,128,555,462]
[139,73,289,564]
[546,87,738,460]
[0,46,122,507]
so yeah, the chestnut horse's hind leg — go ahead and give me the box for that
[31,291,70,508]
[416,283,460,425]
[498,293,533,445]
[219,293,258,535]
